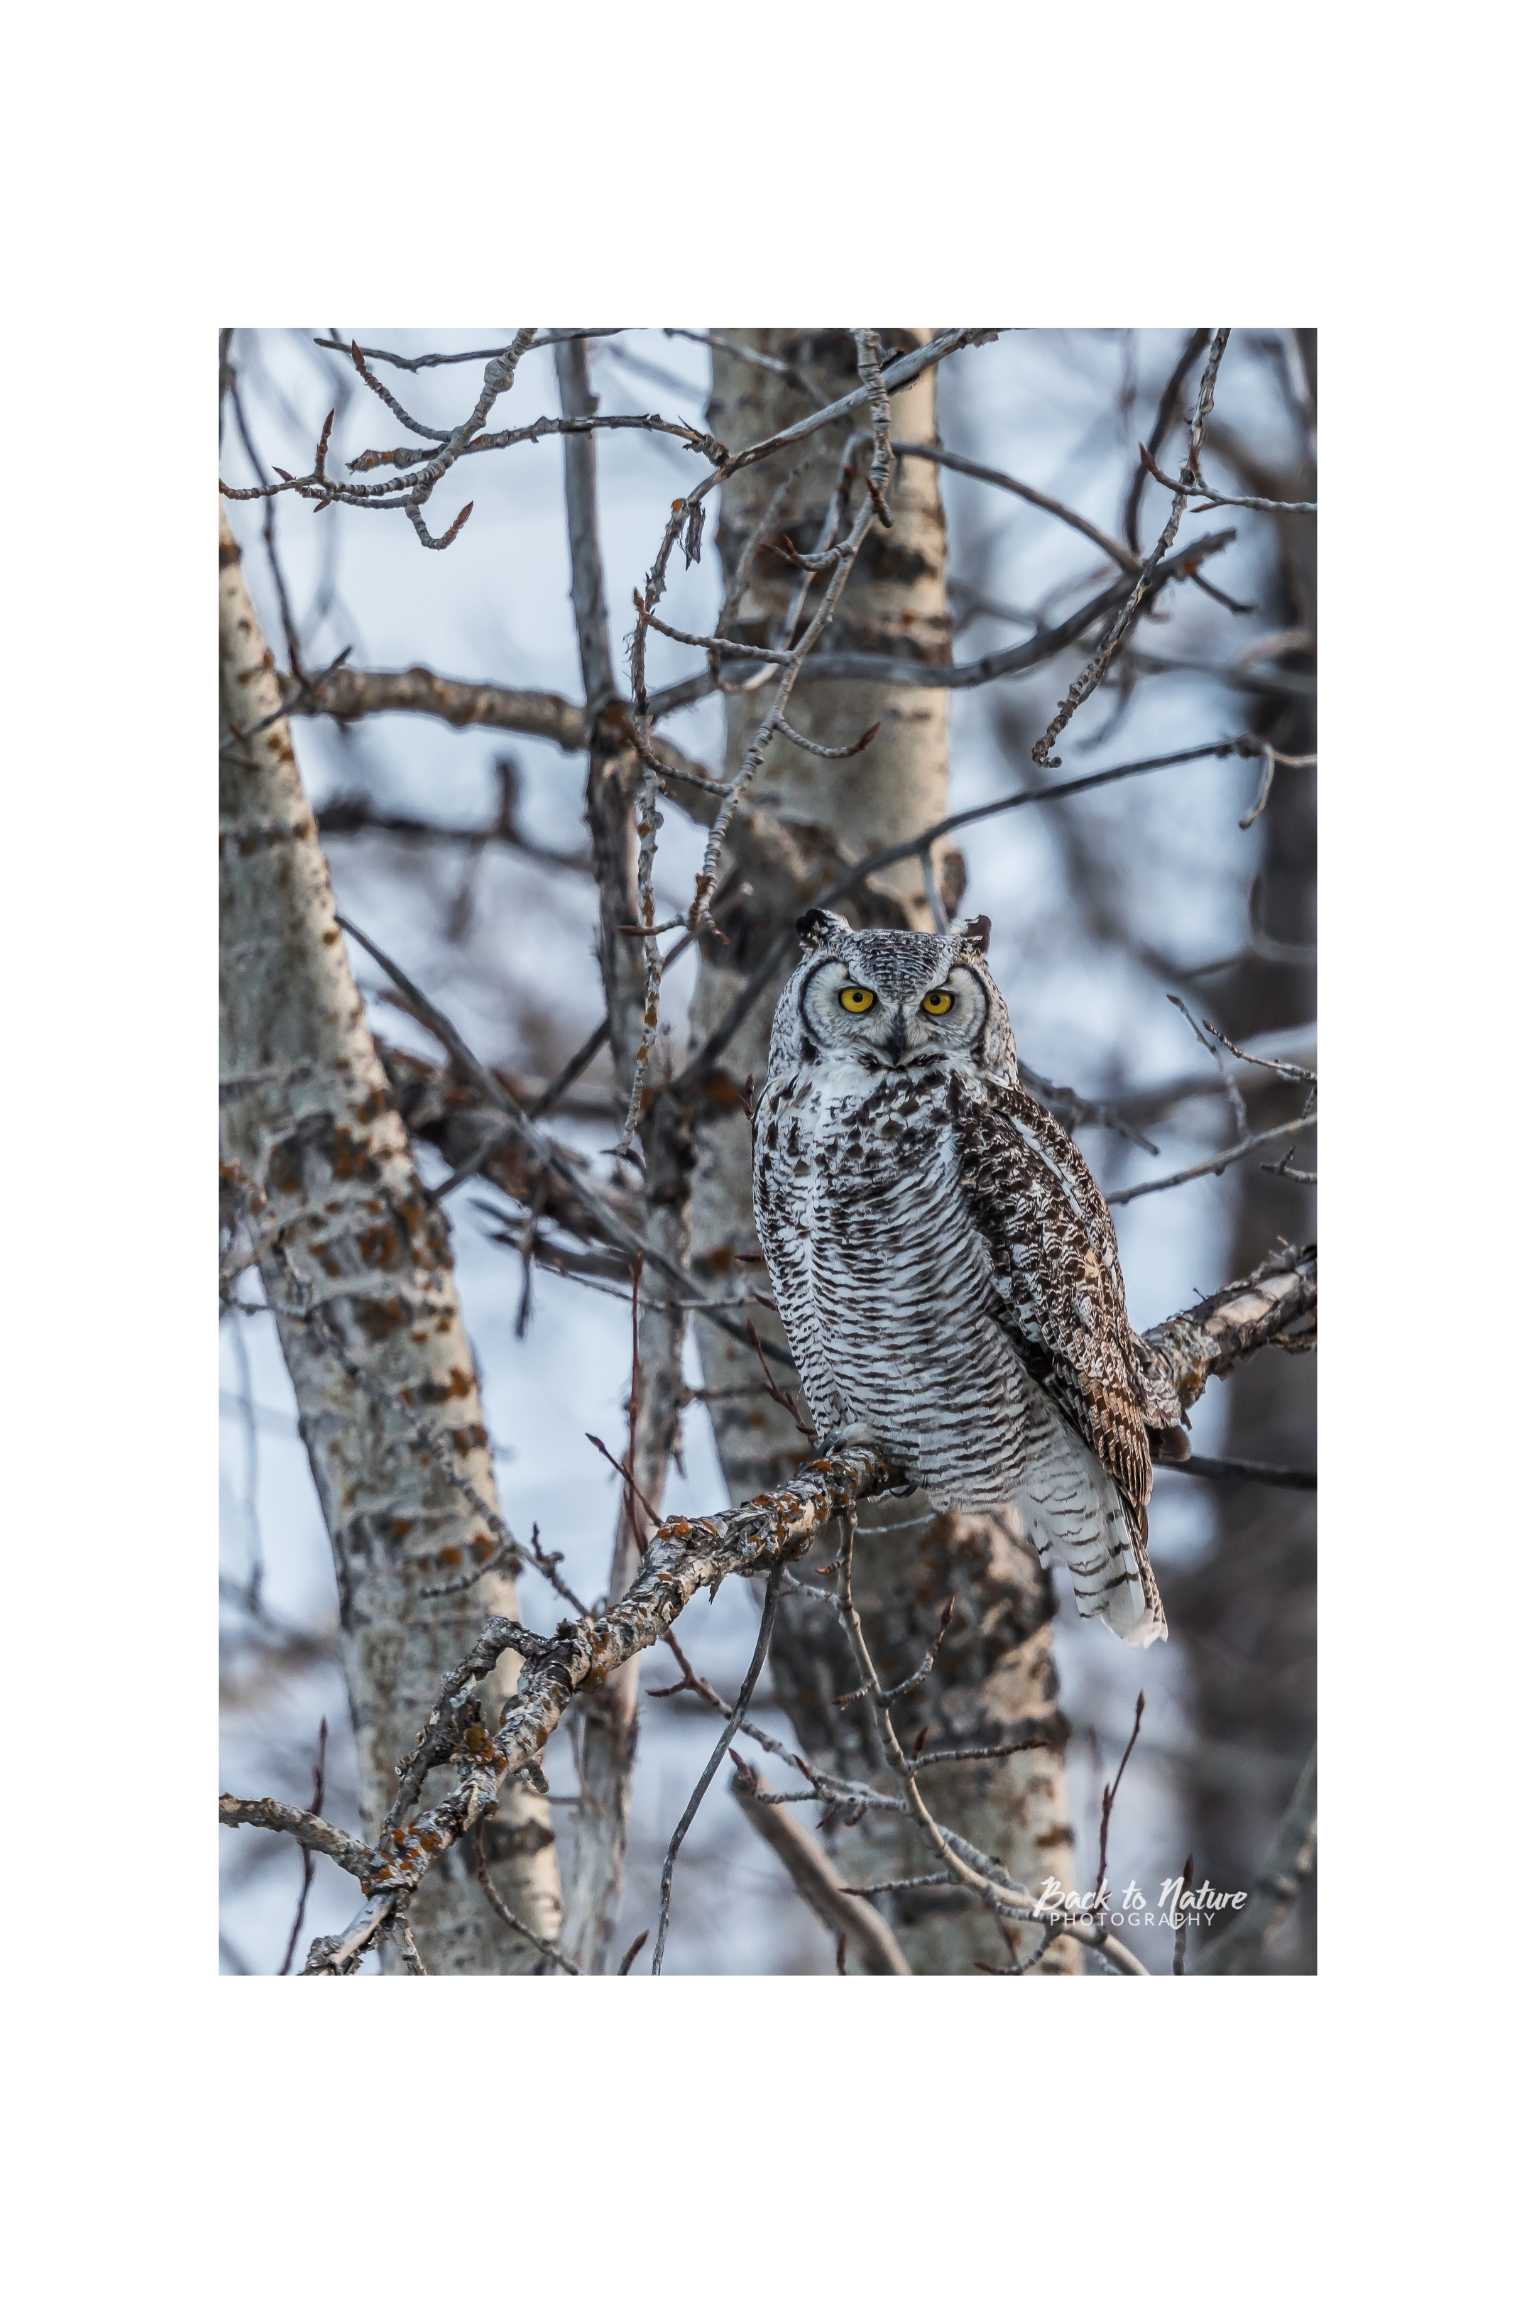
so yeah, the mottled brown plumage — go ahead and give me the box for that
[949,1073,1176,1639]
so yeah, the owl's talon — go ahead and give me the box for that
[1147,1423,1192,1463]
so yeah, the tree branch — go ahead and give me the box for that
[728,1757,912,1975]
[218,1796,374,1882]
[1106,1112,1317,1205]
[1143,1244,1317,1407]
[892,439,1141,572]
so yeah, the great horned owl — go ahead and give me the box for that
[751,908,1190,1648]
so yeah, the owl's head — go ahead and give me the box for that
[765,908,1019,1084]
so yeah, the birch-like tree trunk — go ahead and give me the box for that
[686,334,1080,1974]
[219,505,562,1974]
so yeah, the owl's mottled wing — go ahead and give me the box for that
[949,1074,1162,1521]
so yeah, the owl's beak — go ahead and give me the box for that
[883,1012,909,1064]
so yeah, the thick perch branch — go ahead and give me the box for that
[1143,1243,1316,1406]
[294,1446,894,1969]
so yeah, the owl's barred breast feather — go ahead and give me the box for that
[752,915,1179,1648]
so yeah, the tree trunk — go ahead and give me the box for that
[219,504,562,1974]
[686,333,1079,1974]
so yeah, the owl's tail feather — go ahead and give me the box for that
[1058,1500,1166,1648]
[1114,1501,1168,1650]
[1027,1449,1168,1648]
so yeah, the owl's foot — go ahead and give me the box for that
[816,1420,884,1459]
[1147,1422,1192,1463]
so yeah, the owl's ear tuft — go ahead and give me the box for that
[795,907,851,949]
[951,913,991,956]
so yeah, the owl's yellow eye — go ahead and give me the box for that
[839,985,876,1013]
[921,989,955,1015]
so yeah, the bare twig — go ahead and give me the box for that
[910,1733,1056,1772]
[301,1901,394,1976]
[652,1566,784,1973]
[222,331,543,547]
[284,662,587,747]
[728,1757,911,1974]
[1184,1008,1317,1083]
[1033,330,1232,765]
[516,904,721,1135]
[525,1020,612,1124]
[1106,1112,1317,1205]
[892,439,1141,572]
[472,1820,580,1974]
[314,329,622,373]
[616,1930,649,1974]
[586,1428,661,1536]
[1238,741,1277,829]
[712,330,991,482]
[663,329,828,403]
[1125,328,1210,554]
[1262,1150,1318,1186]
[839,1872,953,1898]
[744,1318,817,1444]
[1093,1692,1145,1908]
[1138,441,1316,515]
[714,528,1237,698]
[277,1720,328,1975]
[313,787,590,872]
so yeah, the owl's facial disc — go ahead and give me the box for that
[805,956,987,1066]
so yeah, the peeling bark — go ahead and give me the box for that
[219,504,562,1973]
